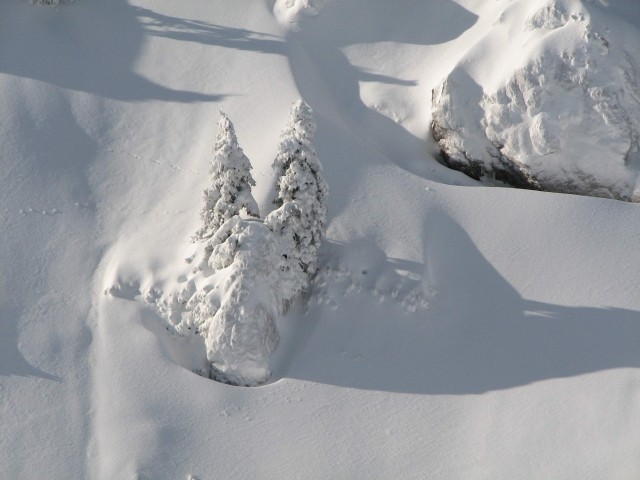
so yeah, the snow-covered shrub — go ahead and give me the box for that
[266,99,328,306]
[194,113,259,243]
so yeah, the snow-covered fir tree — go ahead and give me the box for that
[201,218,281,386]
[266,99,328,305]
[194,113,259,242]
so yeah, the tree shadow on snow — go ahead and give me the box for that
[271,237,431,380]
[0,0,480,220]
[133,6,286,56]
[283,213,640,394]
[0,0,223,102]
[284,0,479,217]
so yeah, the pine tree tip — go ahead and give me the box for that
[292,98,311,112]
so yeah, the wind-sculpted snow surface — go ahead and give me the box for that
[8,0,640,477]
[432,0,640,200]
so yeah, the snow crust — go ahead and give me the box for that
[2,0,640,478]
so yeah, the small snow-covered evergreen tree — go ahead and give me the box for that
[203,219,281,386]
[266,99,328,305]
[194,113,259,242]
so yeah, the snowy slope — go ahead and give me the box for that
[2,0,640,478]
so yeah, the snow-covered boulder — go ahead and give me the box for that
[432,0,640,201]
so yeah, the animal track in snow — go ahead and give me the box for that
[310,266,433,313]
[18,207,62,216]
[102,144,202,175]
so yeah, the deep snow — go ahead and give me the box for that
[2,0,640,478]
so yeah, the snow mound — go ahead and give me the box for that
[432,0,640,200]
[273,0,326,26]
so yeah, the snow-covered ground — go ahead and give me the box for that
[2,0,640,478]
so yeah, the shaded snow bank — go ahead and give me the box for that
[432,0,640,200]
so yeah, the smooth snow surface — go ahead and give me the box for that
[2,0,640,478]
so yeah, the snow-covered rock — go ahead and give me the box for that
[273,0,325,25]
[432,0,640,200]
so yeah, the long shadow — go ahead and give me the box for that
[134,6,286,55]
[0,305,61,381]
[283,0,479,217]
[283,213,640,394]
[0,0,222,102]
[271,237,429,380]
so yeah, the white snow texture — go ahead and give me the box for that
[4,0,640,478]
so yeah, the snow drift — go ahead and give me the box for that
[432,0,640,200]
